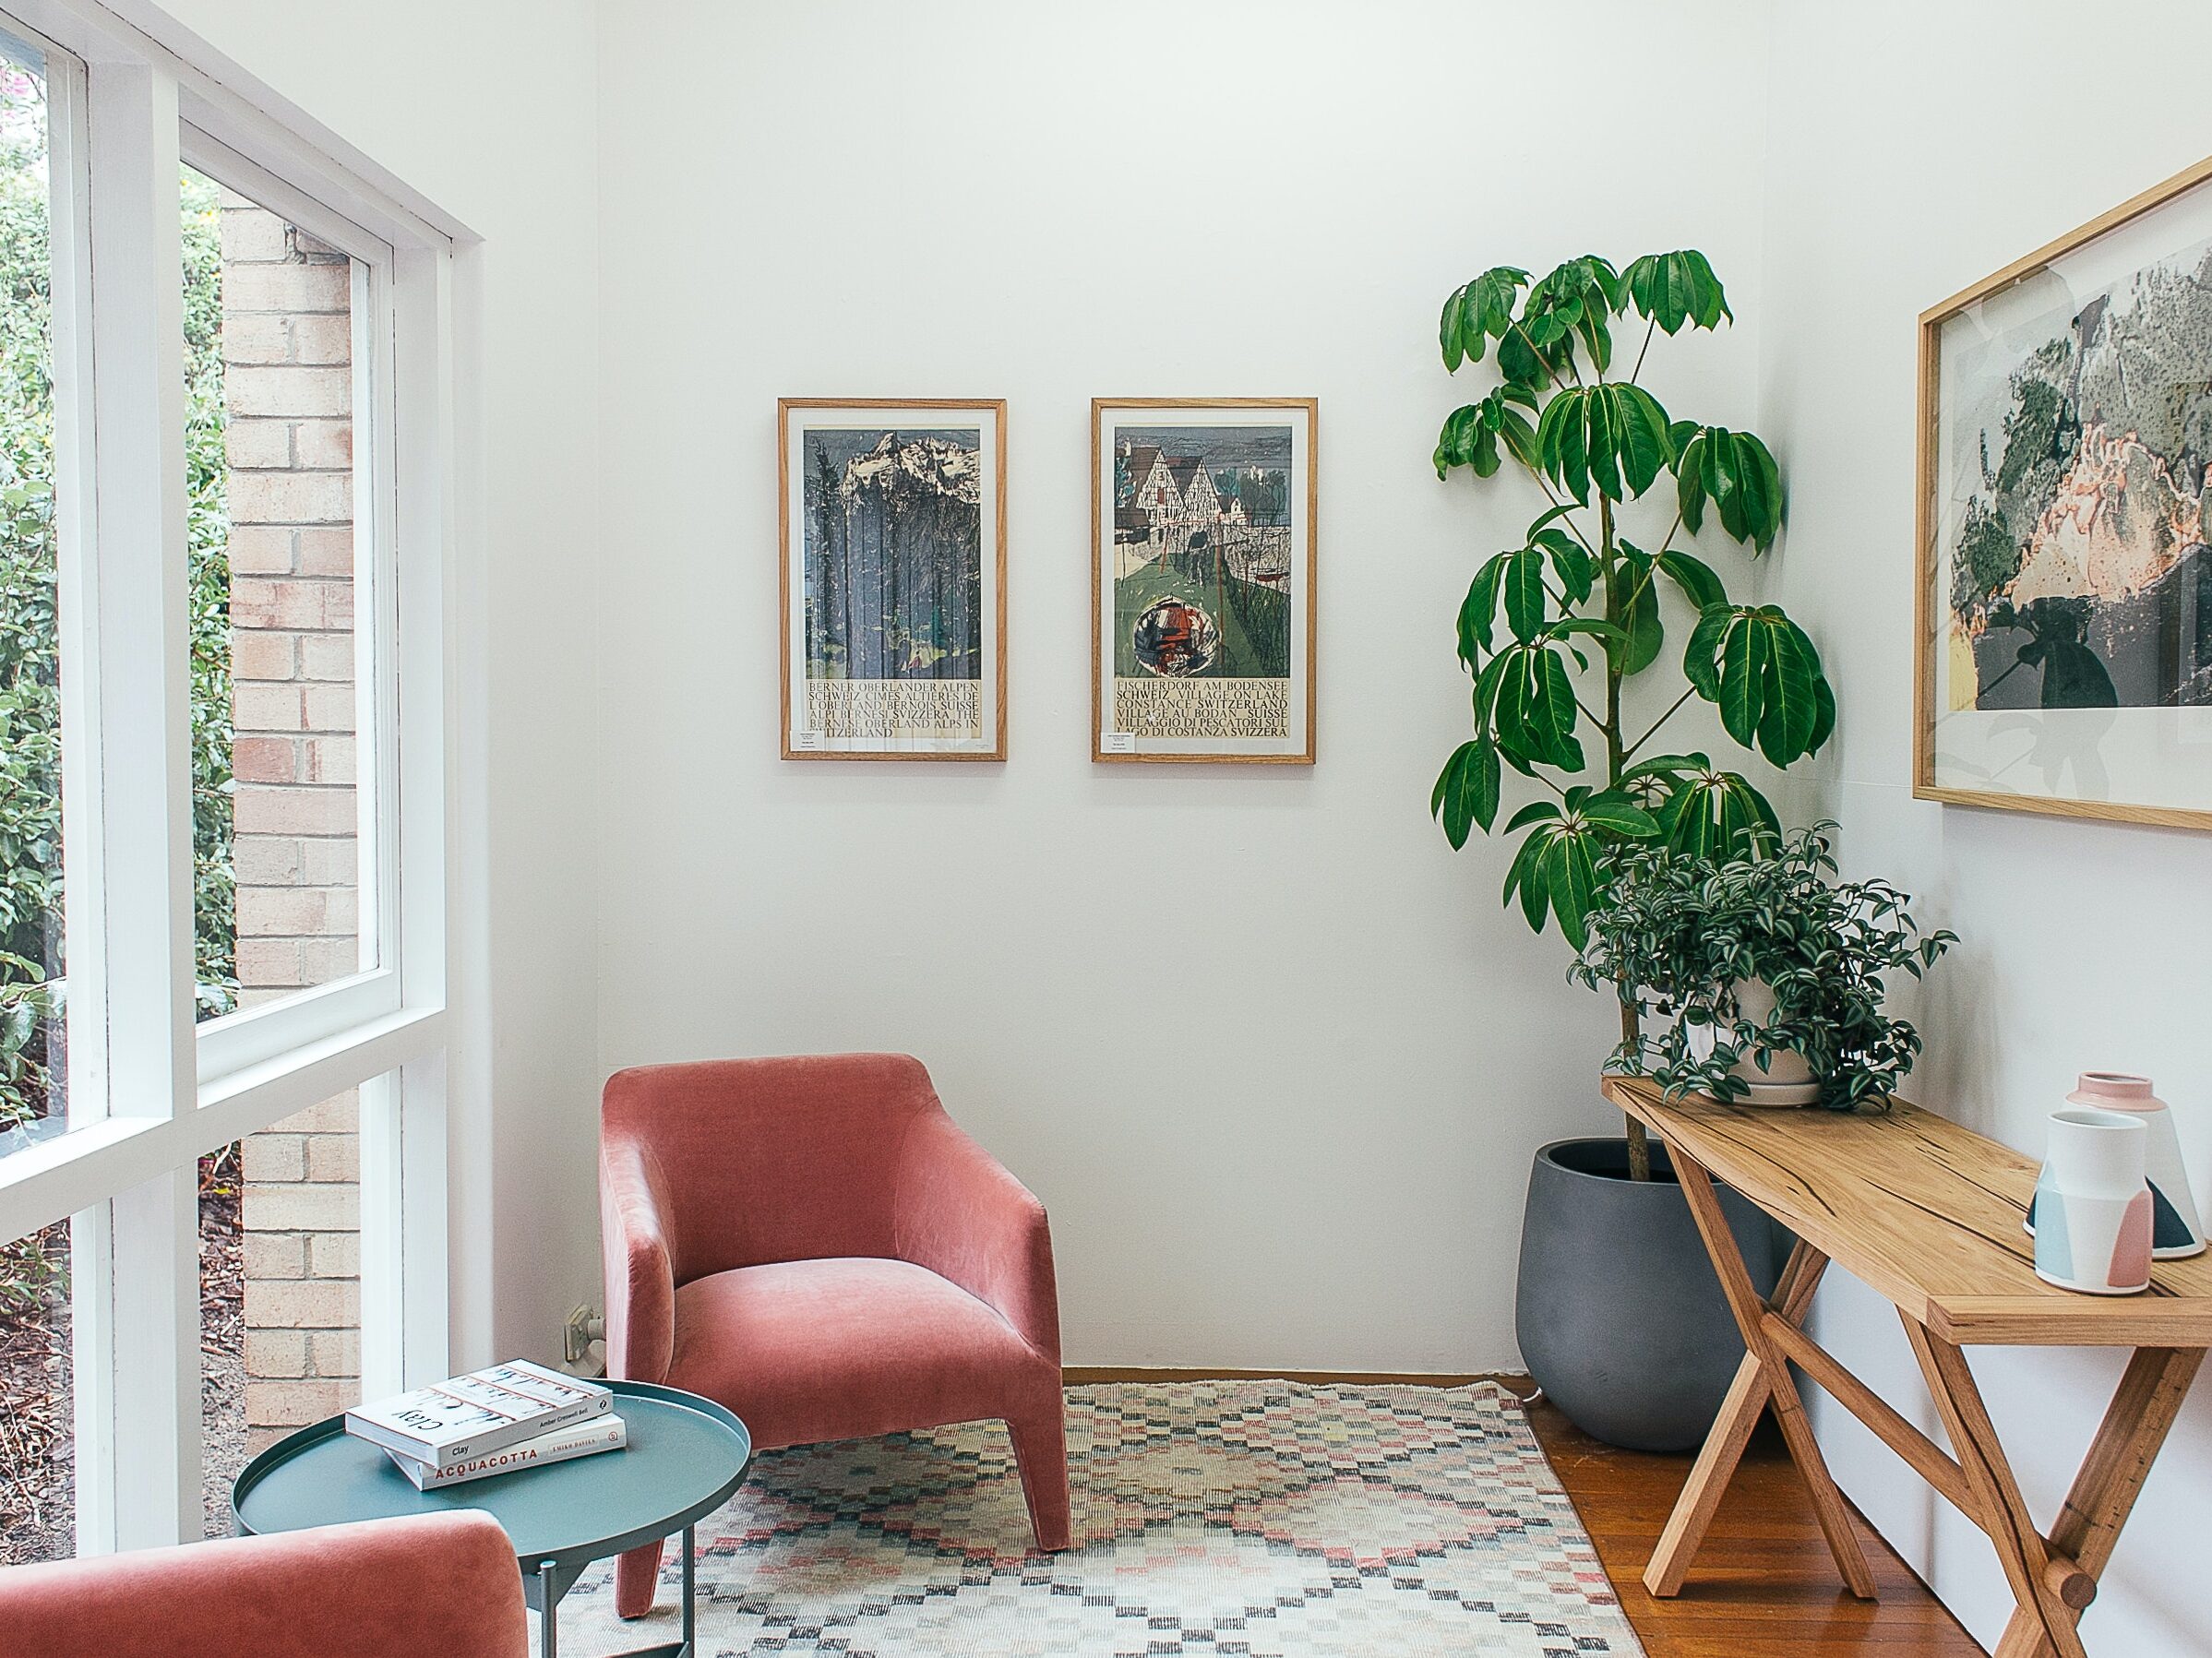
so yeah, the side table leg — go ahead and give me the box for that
[539,1558,559,1658]
[682,1524,697,1655]
[1674,1157,1877,1599]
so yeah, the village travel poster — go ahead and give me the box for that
[1094,400,1316,763]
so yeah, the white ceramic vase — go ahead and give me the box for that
[1682,978,1819,1107]
[2031,1107,2153,1295]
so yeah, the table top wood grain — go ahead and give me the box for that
[1603,1076,2212,1346]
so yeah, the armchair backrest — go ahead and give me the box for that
[600,1052,946,1282]
[0,1511,526,1657]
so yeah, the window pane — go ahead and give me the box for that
[0,32,69,1159]
[183,164,374,1026]
[0,1216,71,1561]
[201,1081,369,1533]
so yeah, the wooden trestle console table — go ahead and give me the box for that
[1602,1076,2212,1658]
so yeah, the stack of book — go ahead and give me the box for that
[344,1360,624,1489]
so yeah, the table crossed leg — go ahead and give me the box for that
[1957,1342,2202,1658]
[1644,1146,2205,1657]
[1646,1156,1877,1599]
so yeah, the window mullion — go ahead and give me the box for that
[72,55,200,1554]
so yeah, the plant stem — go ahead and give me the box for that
[1629,316,1657,383]
[1622,685,1699,764]
[1597,492,1652,1182]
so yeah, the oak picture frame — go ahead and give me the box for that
[1914,152,2212,831]
[778,398,1009,761]
[1091,397,1319,765]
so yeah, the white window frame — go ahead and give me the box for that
[0,0,474,1556]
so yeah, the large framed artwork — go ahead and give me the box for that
[779,399,1007,760]
[1092,398,1317,764]
[1918,155,2212,829]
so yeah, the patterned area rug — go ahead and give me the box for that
[557,1380,1642,1657]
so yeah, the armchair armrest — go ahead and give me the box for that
[600,1136,676,1384]
[893,1108,1061,1364]
[0,1511,527,1657]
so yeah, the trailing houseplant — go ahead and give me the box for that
[1574,823,1955,1112]
[1428,250,1835,1178]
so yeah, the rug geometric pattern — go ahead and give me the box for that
[556,1379,1643,1656]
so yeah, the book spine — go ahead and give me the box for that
[427,1391,610,1464]
[397,1419,627,1489]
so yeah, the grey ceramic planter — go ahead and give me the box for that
[1516,1137,1784,1452]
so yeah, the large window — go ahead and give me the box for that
[0,0,460,1561]
[0,23,69,1169]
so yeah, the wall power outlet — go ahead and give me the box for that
[563,1304,606,1369]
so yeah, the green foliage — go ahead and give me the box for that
[1573,825,1955,1112]
[1429,249,1833,952]
[0,81,66,1139]
[0,89,234,1143]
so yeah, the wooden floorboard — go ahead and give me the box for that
[1525,1395,1987,1657]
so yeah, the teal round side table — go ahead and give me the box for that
[233,1378,750,1658]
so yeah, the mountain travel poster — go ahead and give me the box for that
[780,400,1006,759]
[1921,160,2212,825]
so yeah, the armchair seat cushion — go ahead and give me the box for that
[669,1257,1054,1449]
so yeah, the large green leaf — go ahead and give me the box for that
[1681,603,1728,699]
[1532,528,1592,604]
[1536,384,1673,504]
[1440,266,1532,372]
[1685,606,1835,765]
[1673,424,1784,551]
[1430,738,1501,849]
[1498,792,1657,947]
[1656,765,1780,859]
[1456,554,1510,667]
[1540,830,1599,948]
[1433,385,1541,481]
[1526,256,1627,376]
[1655,548,1727,612]
[1502,545,1548,642]
[1502,829,1550,931]
[1608,546,1664,674]
[1577,789,1661,840]
[1756,614,1822,764]
[1622,250,1732,336]
[1490,643,1584,770]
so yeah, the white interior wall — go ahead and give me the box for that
[1760,4,2212,1651]
[138,0,607,1366]
[590,0,1772,1371]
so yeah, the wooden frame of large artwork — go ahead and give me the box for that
[1092,397,1319,764]
[779,398,1009,761]
[1914,152,2212,831]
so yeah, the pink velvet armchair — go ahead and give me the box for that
[0,1511,527,1657]
[599,1052,1070,1618]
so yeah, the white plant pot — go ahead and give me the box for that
[1682,977,1820,1107]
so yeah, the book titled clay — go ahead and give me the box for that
[344,1358,611,1466]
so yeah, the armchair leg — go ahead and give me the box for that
[613,1539,664,1620]
[1010,1402,1072,1552]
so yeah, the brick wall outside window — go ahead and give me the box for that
[219,189,364,1450]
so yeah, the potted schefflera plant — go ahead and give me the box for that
[1576,824,1955,1111]
[1427,251,1836,1450]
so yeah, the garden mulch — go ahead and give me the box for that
[0,1150,246,1564]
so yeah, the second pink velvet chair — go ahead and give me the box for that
[599,1052,1070,1618]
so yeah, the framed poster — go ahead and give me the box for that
[1917,154,2212,829]
[779,399,1007,759]
[1092,398,1317,763]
